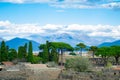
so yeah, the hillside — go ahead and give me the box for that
[98,40,120,47]
[6,37,40,51]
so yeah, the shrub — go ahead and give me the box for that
[106,61,112,68]
[69,52,76,55]
[32,56,42,64]
[65,57,92,72]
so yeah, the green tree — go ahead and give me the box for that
[50,47,58,63]
[42,45,49,63]
[27,41,33,63]
[69,52,76,55]
[1,41,8,61]
[76,43,86,56]
[39,42,73,65]
[8,49,17,61]
[0,48,2,62]
[39,44,46,51]
[38,42,49,63]
[50,42,73,66]
[110,46,120,65]
[18,46,26,59]
[24,43,27,55]
[96,47,112,65]
[89,46,98,58]
[38,44,46,58]
[32,55,42,64]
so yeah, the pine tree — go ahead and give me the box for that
[1,41,8,61]
[27,41,33,63]
[76,43,86,56]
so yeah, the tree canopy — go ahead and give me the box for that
[96,46,120,65]
[89,46,98,58]
[76,43,86,56]
[39,41,73,64]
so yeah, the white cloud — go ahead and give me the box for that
[101,2,120,9]
[0,20,45,40]
[0,20,11,26]
[43,24,63,30]
[0,20,120,42]
[0,0,24,3]
[65,24,120,39]
[0,0,57,3]
[1,0,120,9]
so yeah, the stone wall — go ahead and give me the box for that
[0,71,27,80]
[89,58,120,66]
[27,68,61,80]
[0,63,62,80]
[57,69,120,80]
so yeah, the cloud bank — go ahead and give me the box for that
[0,0,120,9]
[0,20,120,45]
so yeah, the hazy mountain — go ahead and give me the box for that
[98,40,120,47]
[6,37,40,51]
[0,37,4,42]
[1,33,119,51]
[28,33,99,46]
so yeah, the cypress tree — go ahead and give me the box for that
[1,41,8,61]
[24,43,27,54]
[0,48,1,62]
[18,46,27,62]
[42,45,49,63]
[27,41,33,63]
[46,41,50,61]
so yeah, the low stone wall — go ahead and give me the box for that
[27,68,61,80]
[0,63,62,80]
[57,69,120,80]
[0,71,27,80]
[89,58,120,66]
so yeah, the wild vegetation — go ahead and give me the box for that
[0,40,120,80]
[0,41,35,63]
[0,40,120,66]
[65,57,92,72]
[39,41,73,64]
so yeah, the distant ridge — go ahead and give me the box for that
[6,37,40,51]
[98,40,120,47]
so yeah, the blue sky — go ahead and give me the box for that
[0,1,120,25]
[0,0,120,45]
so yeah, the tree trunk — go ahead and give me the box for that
[115,56,119,65]
[80,48,82,56]
[102,57,107,66]
[93,52,94,58]
[61,49,63,67]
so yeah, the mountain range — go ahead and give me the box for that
[98,40,120,47]
[0,33,120,51]
[28,33,99,46]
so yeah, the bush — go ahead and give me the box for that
[65,57,92,72]
[32,56,42,64]
[69,52,76,55]
[106,61,112,68]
